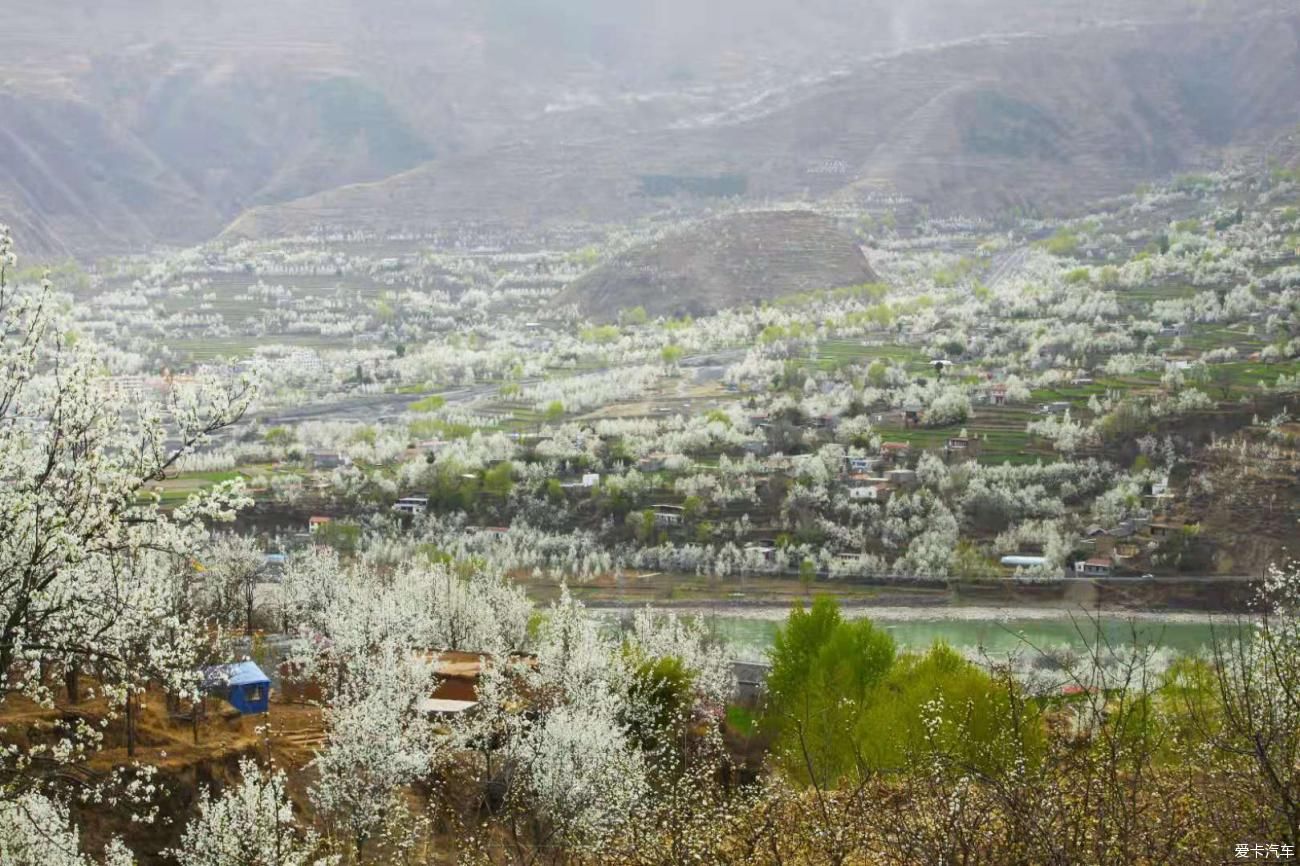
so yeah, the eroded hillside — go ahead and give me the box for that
[558,211,878,320]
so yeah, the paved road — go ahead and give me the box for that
[985,246,1032,289]
[255,381,505,426]
[252,346,748,427]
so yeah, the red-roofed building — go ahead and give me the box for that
[1075,557,1113,577]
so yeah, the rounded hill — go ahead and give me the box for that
[557,210,878,321]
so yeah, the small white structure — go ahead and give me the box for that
[1001,555,1048,569]
[419,698,477,717]
[394,496,429,516]
[581,473,600,487]
[845,455,879,474]
[849,483,892,502]
[1075,557,1114,577]
[652,505,685,526]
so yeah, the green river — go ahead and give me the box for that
[599,606,1251,664]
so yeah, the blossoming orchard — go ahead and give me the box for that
[2,7,1300,861]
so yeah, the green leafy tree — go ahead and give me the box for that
[855,643,1041,776]
[866,360,888,388]
[660,344,684,365]
[623,655,694,749]
[316,521,362,554]
[798,558,817,593]
[621,306,649,326]
[682,495,704,522]
[765,597,897,785]
[264,426,295,448]
[483,461,514,498]
[409,394,446,413]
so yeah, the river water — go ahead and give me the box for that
[595,604,1251,664]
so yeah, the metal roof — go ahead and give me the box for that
[420,698,478,715]
[201,661,270,688]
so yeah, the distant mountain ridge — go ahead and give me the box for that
[225,8,1300,243]
[0,0,1293,257]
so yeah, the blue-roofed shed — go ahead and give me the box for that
[201,661,271,714]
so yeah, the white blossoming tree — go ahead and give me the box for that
[309,640,442,860]
[168,758,332,866]
[515,694,648,849]
[0,226,253,839]
[0,792,135,866]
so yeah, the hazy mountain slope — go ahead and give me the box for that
[0,88,221,259]
[555,211,877,321]
[0,0,1285,256]
[0,58,436,258]
[226,8,1300,241]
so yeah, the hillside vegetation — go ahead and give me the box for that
[557,211,878,320]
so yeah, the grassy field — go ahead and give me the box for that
[815,340,928,372]
[874,403,1048,465]
[169,333,348,361]
[146,469,249,503]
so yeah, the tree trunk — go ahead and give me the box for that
[65,665,79,704]
[126,691,137,758]
[246,580,255,636]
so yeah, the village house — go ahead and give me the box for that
[1144,491,1176,513]
[558,473,601,491]
[104,375,150,404]
[638,452,669,472]
[393,495,430,516]
[835,552,875,574]
[1075,557,1114,577]
[844,455,881,475]
[1148,521,1183,539]
[308,515,332,534]
[1081,525,1116,556]
[310,450,349,471]
[766,455,796,473]
[842,475,894,501]
[1113,541,1142,561]
[879,441,911,465]
[651,504,685,526]
[885,468,918,488]
[944,436,978,462]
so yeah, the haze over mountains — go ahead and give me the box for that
[2,0,1297,258]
